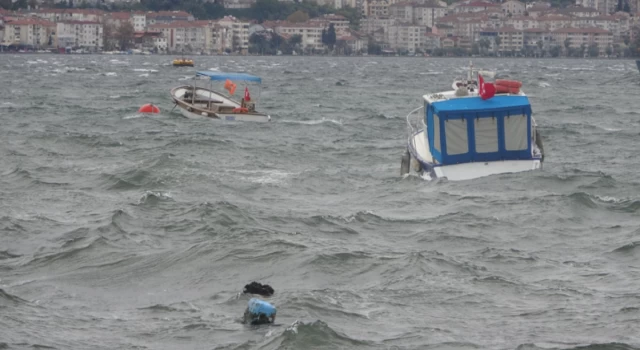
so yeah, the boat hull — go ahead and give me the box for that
[407,130,541,181]
[176,105,271,122]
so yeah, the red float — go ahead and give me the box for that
[138,104,160,113]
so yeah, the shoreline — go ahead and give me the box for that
[0,51,637,60]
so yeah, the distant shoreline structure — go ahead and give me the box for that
[0,51,636,60]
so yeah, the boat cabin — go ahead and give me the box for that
[423,94,533,165]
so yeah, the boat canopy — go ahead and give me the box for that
[196,71,262,83]
[425,95,533,165]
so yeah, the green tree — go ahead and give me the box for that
[287,9,309,22]
[116,21,135,50]
[367,37,382,55]
[11,0,27,9]
[334,6,360,30]
[549,45,561,57]
[249,33,269,54]
[472,43,480,55]
[588,42,599,57]
[289,34,302,46]
[327,23,336,50]
[103,23,116,51]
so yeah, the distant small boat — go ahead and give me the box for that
[173,58,194,67]
[170,71,271,122]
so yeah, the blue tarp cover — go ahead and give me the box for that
[196,71,262,83]
[431,95,530,116]
[426,95,533,165]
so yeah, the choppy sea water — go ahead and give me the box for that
[1,54,640,350]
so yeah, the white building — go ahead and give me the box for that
[2,18,56,47]
[414,2,447,28]
[501,0,526,15]
[132,13,146,31]
[148,21,207,53]
[387,23,424,52]
[56,21,103,50]
[275,21,325,50]
[217,16,250,53]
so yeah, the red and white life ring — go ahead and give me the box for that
[495,79,523,88]
[232,107,249,113]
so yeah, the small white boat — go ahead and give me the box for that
[170,71,271,122]
[401,63,544,182]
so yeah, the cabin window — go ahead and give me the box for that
[433,114,440,152]
[474,117,498,153]
[504,115,528,151]
[444,118,468,155]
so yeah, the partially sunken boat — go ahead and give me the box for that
[170,71,271,122]
[401,63,544,181]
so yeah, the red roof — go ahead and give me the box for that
[276,21,325,28]
[6,18,55,26]
[460,1,499,7]
[553,27,611,34]
[60,20,100,25]
[108,12,132,20]
[522,28,547,33]
[148,20,207,29]
[34,8,105,15]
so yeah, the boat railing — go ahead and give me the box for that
[406,106,425,155]
[405,106,424,135]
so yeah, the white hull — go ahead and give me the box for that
[408,130,542,182]
[177,105,271,122]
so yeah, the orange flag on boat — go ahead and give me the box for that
[224,79,237,95]
[244,87,251,101]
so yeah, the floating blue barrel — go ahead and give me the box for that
[244,298,276,325]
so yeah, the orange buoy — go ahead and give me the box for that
[138,104,160,113]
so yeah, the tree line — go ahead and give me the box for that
[4,0,360,28]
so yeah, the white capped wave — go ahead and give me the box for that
[231,169,297,185]
[280,118,343,126]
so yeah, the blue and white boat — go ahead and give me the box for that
[402,64,544,181]
[171,71,271,122]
